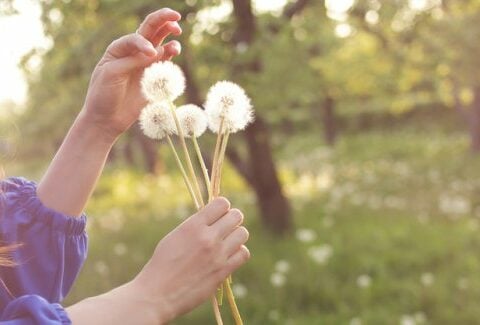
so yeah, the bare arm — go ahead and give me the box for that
[37,8,183,216]
[66,198,250,324]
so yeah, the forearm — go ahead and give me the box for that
[37,110,117,216]
[66,281,169,325]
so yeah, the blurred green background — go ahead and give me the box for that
[2,0,480,324]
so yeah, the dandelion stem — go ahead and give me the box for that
[211,296,223,325]
[210,118,225,201]
[192,135,212,200]
[213,131,230,197]
[166,135,200,209]
[169,103,205,207]
[224,279,243,325]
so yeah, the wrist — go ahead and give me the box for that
[125,279,174,324]
[75,109,121,146]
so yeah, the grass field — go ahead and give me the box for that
[56,126,480,324]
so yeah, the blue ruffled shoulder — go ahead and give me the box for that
[0,177,88,313]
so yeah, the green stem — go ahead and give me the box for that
[168,103,205,207]
[210,118,225,201]
[213,131,230,197]
[166,135,200,209]
[192,135,212,200]
[224,279,243,325]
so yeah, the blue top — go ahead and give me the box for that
[0,177,88,324]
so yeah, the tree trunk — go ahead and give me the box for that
[322,95,337,146]
[231,0,292,234]
[244,118,292,233]
[470,86,480,153]
[132,126,160,174]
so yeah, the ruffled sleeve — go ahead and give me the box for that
[0,295,71,324]
[0,177,88,310]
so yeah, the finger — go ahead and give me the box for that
[211,245,250,286]
[222,226,249,257]
[107,46,164,75]
[211,209,243,239]
[225,245,250,273]
[158,40,181,61]
[137,8,181,43]
[194,197,230,225]
[107,34,157,59]
[151,21,182,46]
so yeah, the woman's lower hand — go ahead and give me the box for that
[133,197,251,323]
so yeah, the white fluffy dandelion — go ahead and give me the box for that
[139,102,176,139]
[204,81,254,133]
[141,61,186,102]
[175,104,208,138]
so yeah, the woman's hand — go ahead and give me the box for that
[134,197,251,323]
[66,198,250,324]
[38,8,182,217]
[82,8,182,141]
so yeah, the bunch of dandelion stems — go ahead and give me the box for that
[166,103,243,325]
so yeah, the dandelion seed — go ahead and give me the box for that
[139,102,176,139]
[204,81,254,133]
[141,61,185,102]
[175,104,208,137]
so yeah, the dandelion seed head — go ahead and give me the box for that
[204,81,254,133]
[139,102,176,139]
[141,61,185,102]
[175,104,208,138]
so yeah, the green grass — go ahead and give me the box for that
[62,127,480,324]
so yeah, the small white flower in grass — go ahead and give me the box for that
[308,244,333,265]
[205,81,254,133]
[268,310,280,321]
[400,315,416,325]
[349,317,362,325]
[357,274,371,288]
[274,260,291,273]
[296,228,317,243]
[94,261,109,276]
[113,243,127,256]
[232,283,248,298]
[421,273,434,287]
[414,312,426,323]
[141,61,185,102]
[175,104,208,137]
[457,277,469,290]
[270,272,286,287]
[139,102,176,139]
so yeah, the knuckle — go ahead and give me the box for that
[198,232,216,252]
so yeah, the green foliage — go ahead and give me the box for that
[62,127,480,324]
